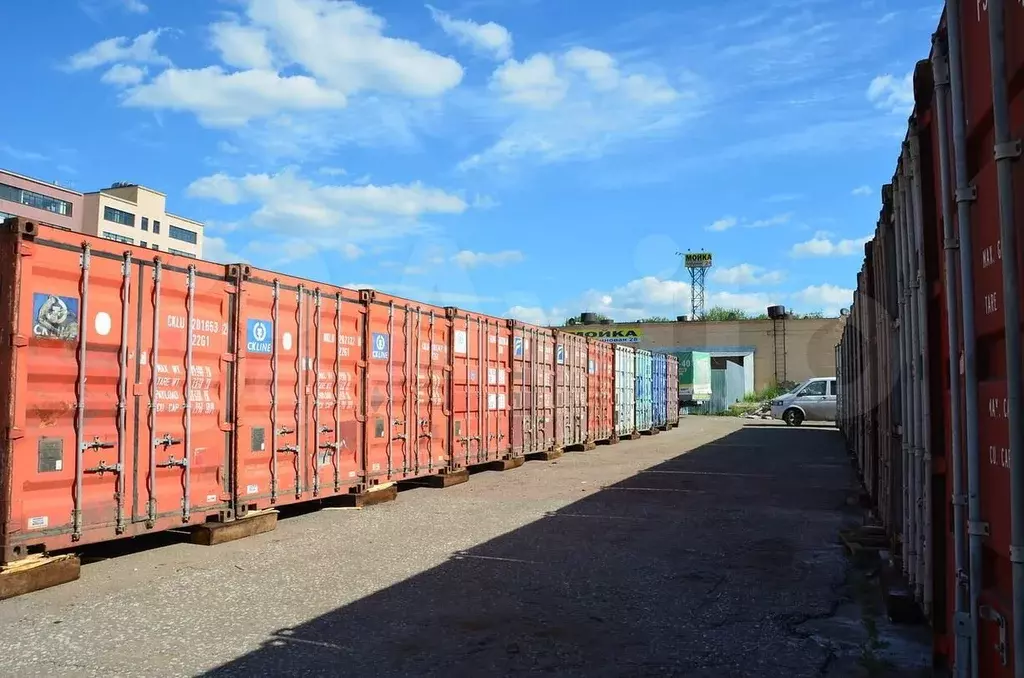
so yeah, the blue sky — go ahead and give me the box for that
[3,0,940,323]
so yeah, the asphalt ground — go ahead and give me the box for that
[0,416,901,677]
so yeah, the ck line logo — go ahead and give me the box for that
[371,333,390,360]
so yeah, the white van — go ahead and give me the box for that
[770,377,837,426]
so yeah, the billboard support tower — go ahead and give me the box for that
[678,251,713,320]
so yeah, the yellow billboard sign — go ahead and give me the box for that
[564,327,643,343]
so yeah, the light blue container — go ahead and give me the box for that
[634,348,653,433]
[614,345,636,437]
[652,352,667,428]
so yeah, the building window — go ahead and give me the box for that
[103,205,135,227]
[0,182,73,217]
[141,241,148,247]
[153,220,160,234]
[0,210,16,221]
[102,231,134,245]
[169,247,197,258]
[168,224,198,244]
[141,217,149,231]
[152,244,159,250]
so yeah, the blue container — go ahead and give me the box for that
[634,349,653,433]
[652,352,667,428]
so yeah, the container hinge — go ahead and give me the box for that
[994,140,1022,161]
[943,237,959,251]
[955,185,977,203]
[951,493,968,507]
[154,434,182,447]
[979,605,1008,666]
[82,437,116,451]
[968,520,990,537]
[1009,545,1024,564]
[953,611,973,639]
[85,461,123,476]
[156,456,188,469]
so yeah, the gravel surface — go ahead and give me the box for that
[0,417,864,677]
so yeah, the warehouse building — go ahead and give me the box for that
[556,313,845,394]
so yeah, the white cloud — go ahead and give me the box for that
[707,216,738,232]
[202,236,246,263]
[73,0,463,134]
[186,169,469,256]
[792,284,854,315]
[705,213,791,231]
[472,194,500,209]
[491,54,567,108]
[122,0,148,13]
[711,264,785,286]
[451,249,524,268]
[210,21,275,71]
[64,29,171,71]
[318,166,348,176]
[851,185,872,196]
[867,71,914,115]
[242,0,462,98]
[124,67,347,127]
[791,231,871,257]
[427,5,513,61]
[101,64,146,86]
[462,46,696,169]
[767,193,802,203]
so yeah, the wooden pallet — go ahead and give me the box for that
[191,508,279,546]
[0,554,81,601]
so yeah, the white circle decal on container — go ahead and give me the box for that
[282,332,293,351]
[95,312,112,336]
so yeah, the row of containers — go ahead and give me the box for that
[836,2,1023,677]
[0,217,680,565]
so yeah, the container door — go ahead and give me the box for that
[412,307,450,474]
[451,313,483,466]
[363,297,416,482]
[133,258,232,526]
[484,317,511,460]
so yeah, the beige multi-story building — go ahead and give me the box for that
[82,182,204,259]
[557,317,846,394]
[0,168,83,232]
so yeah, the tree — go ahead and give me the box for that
[702,307,751,321]
[634,316,673,323]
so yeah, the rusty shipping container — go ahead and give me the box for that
[509,321,555,456]
[232,267,369,511]
[666,354,680,426]
[837,1,1024,674]
[448,308,512,468]
[552,331,588,451]
[0,219,237,562]
[586,337,615,444]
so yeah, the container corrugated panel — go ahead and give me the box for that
[509,321,555,457]
[935,4,1024,673]
[651,352,667,428]
[666,354,679,425]
[634,348,653,433]
[586,338,615,443]
[614,344,635,436]
[553,331,588,450]
[360,291,453,481]
[449,308,511,467]
[0,220,235,562]
[234,269,367,510]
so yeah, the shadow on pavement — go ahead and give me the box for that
[202,423,859,678]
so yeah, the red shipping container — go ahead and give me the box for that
[586,338,614,444]
[553,331,588,451]
[448,309,511,467]
[360,291,451,482]
[509,321,555,456]
[232,268,367,511]
[0,219,233,562]
[666,354,679,426]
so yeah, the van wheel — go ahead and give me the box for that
[783,408,804,427]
